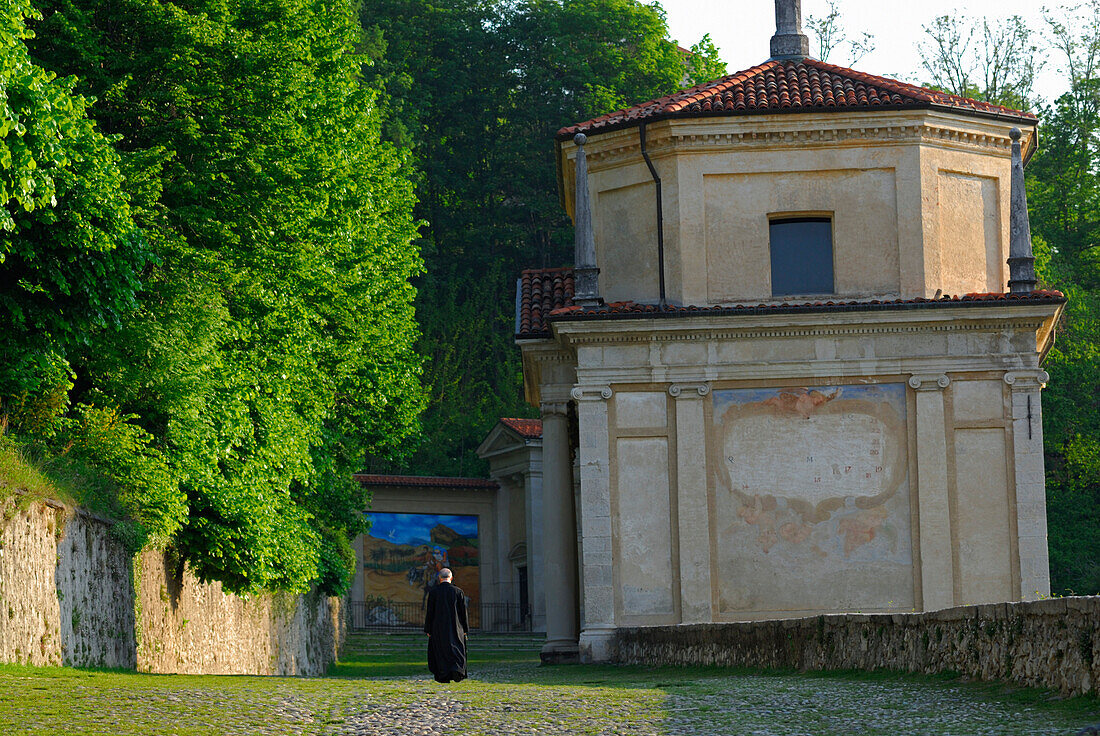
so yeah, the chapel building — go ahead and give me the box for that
[516,0,1065,663]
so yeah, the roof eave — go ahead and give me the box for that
[556,103,1037,143]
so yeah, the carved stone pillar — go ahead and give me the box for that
[1004,370,1051,599]
[572,385,614,662]
[539,396,579,662]
[669,382,712,624]
[909,373,955,611]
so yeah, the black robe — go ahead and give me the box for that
[423,581,469,683]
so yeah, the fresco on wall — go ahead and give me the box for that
[712,383,914,613]
[362,513,479,624]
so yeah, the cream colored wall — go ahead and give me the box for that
[564,112,1028,306]
[546,302,1059,640]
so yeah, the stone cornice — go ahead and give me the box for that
[551,307,1055,347]
[568,110,1025,170]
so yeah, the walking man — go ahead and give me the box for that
[423,567,469,682]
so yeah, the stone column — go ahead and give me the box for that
[669,382,713,623]
[1005,370,1052,599]
[909,373,955,611]
[524,467,547,632]
[572,385,614,663]
[540,396,579,662]
[494,475,515,609]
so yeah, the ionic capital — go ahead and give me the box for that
[540,401,570,418]
[668,382,711,398]
[908,373,951,391]
[570,385,613,401]
[1004,370,1049,389]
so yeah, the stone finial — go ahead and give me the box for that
[572,133,602,307]
[770,0,809,59]
[1008,127,1037,293]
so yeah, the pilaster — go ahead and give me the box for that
[909,373,955,610]
[572,384,615,663]
[1004,370,1051,599]
[668,381,713,623]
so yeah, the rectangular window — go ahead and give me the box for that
[769,217,834,297]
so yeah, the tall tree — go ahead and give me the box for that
[918,13,1039,109]
[805,0,875,66]
[30,0,424,594]
[0,0,186,548]
[362,0,720,476]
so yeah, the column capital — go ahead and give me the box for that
[540,401,570,418]
[1004,370,1049,389]
[908,373,950,391]
[668,381,711,398]
[570,385,613,401]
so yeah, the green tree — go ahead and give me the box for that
[805,0,875,66]
[0,0,144,418]
[918,13,1039,109]
[362,0,714,476]
[31,0,424,594]
[0,0,186,549]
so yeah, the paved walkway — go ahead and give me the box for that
[1,632,1096,735]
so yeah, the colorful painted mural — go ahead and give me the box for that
[362,513,479,624]
[712,383,915,614]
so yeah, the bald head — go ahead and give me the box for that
[438,568,453,582]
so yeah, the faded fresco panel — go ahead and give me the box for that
[616,437,675,617]
[361,513,479,625]
[713,384,914,614]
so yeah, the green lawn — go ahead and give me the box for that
[1,631,1097,735]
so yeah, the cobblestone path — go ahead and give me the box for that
[1,632,1096,735]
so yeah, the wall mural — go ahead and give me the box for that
[712,383,914,614]
[361,513,479,625]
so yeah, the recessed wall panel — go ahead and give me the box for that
[616,437,675,616]
[954,428,1013,604]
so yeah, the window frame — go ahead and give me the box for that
[767,212,836,298]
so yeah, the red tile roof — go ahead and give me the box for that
[516,267,574,338]
[354,474,498,490]
[499,418,542,439]
[515,267,1065,338]
[558,58,1035,140]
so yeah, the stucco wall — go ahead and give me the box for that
[610,598,1100,697]
[0,499,344,675]
[563,110,1028,306]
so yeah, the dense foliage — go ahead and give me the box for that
[0,0,185,547]
[2,0,424,595]
[361,0,723,475]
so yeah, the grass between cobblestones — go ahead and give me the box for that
[1,632,1097,735]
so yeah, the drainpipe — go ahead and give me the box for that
[639,122,667,307]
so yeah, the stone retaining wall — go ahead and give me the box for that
[0,500,344,675]
[612,599,1100,696]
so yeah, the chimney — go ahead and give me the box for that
[572,133,602,307]
[1007,127,1037,293]
[770,0,809,59]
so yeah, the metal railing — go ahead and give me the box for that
[349,600,531,633]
